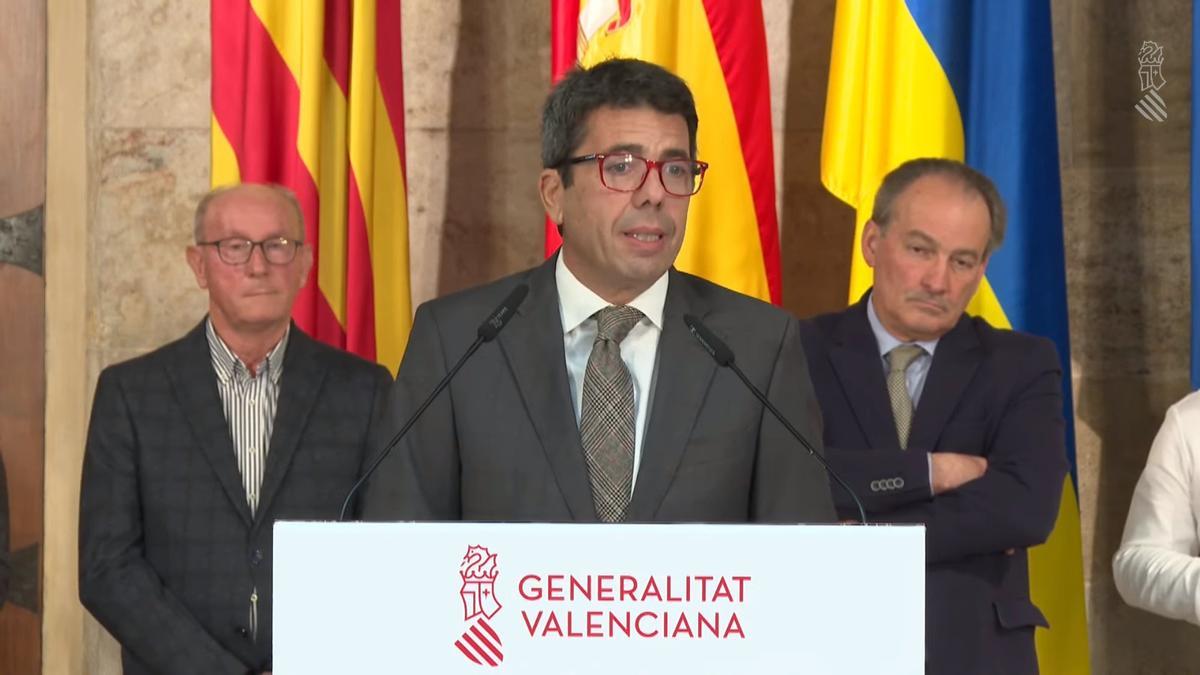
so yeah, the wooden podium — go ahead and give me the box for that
[274,522,924,673]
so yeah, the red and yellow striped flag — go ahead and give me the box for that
[211,0,411,373]
[548,0,781,304]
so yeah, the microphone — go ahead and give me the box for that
[338,283,530,520]
[683,314,868,525]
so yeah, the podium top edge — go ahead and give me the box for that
[275,520,926,529]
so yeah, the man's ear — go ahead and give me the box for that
[861,220,882,268]
[538,168,565,226]
[185,245,209,289]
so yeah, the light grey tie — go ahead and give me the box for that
[886,344,925,449]
[580,305,643,522]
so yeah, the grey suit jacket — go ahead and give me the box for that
[362,257,835,523]
[79,322,391,675]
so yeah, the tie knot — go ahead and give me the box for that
[887,344,924,374]
[595,305,643,344]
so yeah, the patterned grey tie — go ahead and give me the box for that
[886,344,925,449]
[580,305,644,522]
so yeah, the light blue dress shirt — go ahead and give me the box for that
[866,293,939,408]
[866,293,941,492]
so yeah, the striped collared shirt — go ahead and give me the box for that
[205,319,289,515]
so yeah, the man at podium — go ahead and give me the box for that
[362,59,835,525]
[798,159,1068,674]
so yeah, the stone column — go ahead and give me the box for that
[0,1,45,673]
[1054,0,1199,671]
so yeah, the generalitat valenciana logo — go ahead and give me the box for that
[454,545,504,667]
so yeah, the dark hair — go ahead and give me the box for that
[871,158,1007,256]
[541,58,698,186]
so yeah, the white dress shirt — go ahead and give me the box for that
[556,254,667,493]
[205,319,288,515]
[205,319,288,639]
[1113,390,1200,625]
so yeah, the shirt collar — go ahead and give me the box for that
[866,292,939,359]
[205,318,290,384]
[555,252,668,334]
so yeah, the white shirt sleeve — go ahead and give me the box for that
[1112,395,1200,625]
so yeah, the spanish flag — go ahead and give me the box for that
[211,0,411,373]
[549,0,781,304]
[822,1,1090,672]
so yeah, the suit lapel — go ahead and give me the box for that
[255,327,328,524]
[497,258,598,521]
[907,316,981,450]
[829,300,901,449]
[165,321,253,526]
[626,270,716,521]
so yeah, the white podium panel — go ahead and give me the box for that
[274,522,923,674]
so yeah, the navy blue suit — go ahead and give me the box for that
[799,296,1067,675]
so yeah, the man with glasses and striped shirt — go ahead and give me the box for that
[79,183,391,675]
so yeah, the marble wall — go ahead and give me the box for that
[1053,1,1200,671]
[44,0,1194,673]
[401,1,548,304]
[0,0,45,673]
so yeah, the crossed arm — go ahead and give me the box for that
[828,342,1067,563]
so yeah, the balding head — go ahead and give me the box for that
[193,183,305,243]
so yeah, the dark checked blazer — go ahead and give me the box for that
[79,321,390,675]
[361,254,836,525]
[798,294,1068,675]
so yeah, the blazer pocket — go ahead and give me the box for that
[993,597,1049,630]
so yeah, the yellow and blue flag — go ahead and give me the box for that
[822,2,1090,672]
